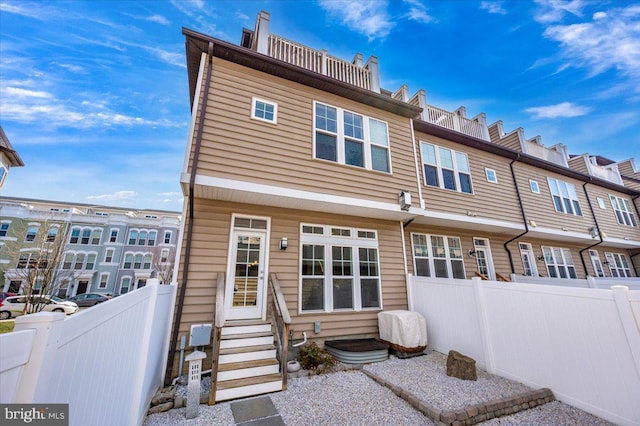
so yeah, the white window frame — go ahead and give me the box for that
[98,273,109,289]
[589,250,605,278]
[529,180,540,193]
[109,228,119,243]
[313,101,391,173]
[251,96,278,124]
[605,252,632,277]
[597,197,606,209]
[104,248,115,263]
[163,231,172,244]
[542,246,577,279]
[485,168,498,183]
[420,142,473,194]
[609,195,638,227]
[119,277,132,295]
[299,224,382,314]
[519,242,538,277]
[411,233,466,279]
[0,221,10,237]
[547,177,582,216]
[25,224,40,242]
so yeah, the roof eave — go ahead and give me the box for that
[182,27,422,119]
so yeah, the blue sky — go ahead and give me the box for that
[1,0,639,211]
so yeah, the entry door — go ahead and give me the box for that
[473,238,495,280]
[225,231,267,320]
[589,250,605,277]
[519,243,538,277]
[76,280,88,296]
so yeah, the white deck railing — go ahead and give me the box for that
[424,104,489,140]
[267,34,371,91]
[524,140,568,166]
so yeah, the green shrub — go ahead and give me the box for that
[298,342,337,374]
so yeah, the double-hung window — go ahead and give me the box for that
[411,233,466,279]
[542,246,577,278]
[547,178,582,216]
[605,252,632,277]
[420,142,472,193]
[0,223,9,237]
[314,102,390,172]
[609,195,637,226]
[300,224,381,313]
[25,226,38,242]
[110,229,119,243]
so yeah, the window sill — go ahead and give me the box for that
[312,157,392,175]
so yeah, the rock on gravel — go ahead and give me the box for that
[364,352,532,411]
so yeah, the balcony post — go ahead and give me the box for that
[365,55,380,93]
[254,10,270,54]
[321,49,327,75]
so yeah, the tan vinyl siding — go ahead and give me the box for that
[567,157,589,175]
[414,131,522,224]
[495,131,522,151]
[618,160,639,179]
[514,162,596,233]
[488,123,501,143]
[588,186,640,240]
[586,247,637,278]
[189,58,419,205]
[173,199,409,348]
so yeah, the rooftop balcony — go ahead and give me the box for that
[569,154,623,185]
[249,11,379,93]
[524,138,568,167]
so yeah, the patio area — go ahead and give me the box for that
[144,351,612,425]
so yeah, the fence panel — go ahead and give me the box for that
[0,329,36,403]
[408,276,640,425]
[6,280,177,426]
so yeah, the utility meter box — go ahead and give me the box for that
[189,324,212,347]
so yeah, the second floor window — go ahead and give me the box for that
[420,142,472,194]
[123,253,152,270]
[609,195,637,227]
[0,223,9,237]
[164,231,172,244]
[46,228,58,242]
[70,227,102,245]
[251,97,277,123]
[547,178,582,216]
[110,229,119,243]
[128,229,157,246]
[104,249,114,263]
[25,226,38,242]
[314,102,390,173]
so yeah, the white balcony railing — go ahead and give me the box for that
[588,157,623,185]
[525,140,568,167]
[424,104,489,141]
[267,34,372,91]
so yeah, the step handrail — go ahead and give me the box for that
[209,272,225,404]
[269,273,291,390]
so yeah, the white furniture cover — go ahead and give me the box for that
[378,310,427,349]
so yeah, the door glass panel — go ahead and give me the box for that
[476,250,489,276]
[232,235,261,307]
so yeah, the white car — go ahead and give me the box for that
[1,295,79,319]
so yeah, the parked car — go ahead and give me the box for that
[0,292,17,303]
[1,295,79,318]
[67,293,112,307]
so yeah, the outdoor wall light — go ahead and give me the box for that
[280,237,288,250]
[468,250,477,257]
[537,255,545,261]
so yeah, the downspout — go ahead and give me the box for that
[578,179,603,277]
[629,194,640,276]
[503,154,529,274]
[165,42,214,386]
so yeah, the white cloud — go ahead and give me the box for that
[525,102,591,119]
[480,1,507,15]
[404,0,435,24]
[147,14,169,25]
[542,4,640,81]
[87,191,138,201]
[55,63,86,73]
[4,87,52,98]
[319,0,394,41]
[534,0,586,23]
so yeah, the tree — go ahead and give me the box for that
[9,220,78,314]
[150,244,177,285]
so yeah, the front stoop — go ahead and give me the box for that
[214,320,283,402]
[362,369,556,426]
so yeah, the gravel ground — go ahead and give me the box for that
[145,352,612,426]
[364,352,532,411]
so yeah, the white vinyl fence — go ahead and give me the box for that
[510,274,640,290]
[408,276,640,426]
[0,279,176,426]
